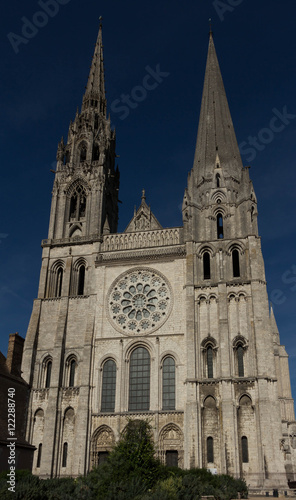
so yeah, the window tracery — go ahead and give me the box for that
[107,269,172,335]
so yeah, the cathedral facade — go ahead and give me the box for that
[21,23,296,489]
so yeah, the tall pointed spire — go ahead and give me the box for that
[192,32,243,181]
[82,18,107,116]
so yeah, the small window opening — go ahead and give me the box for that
[216,173,220,187]
[77,265,85,295]
[217,214,224,239]
[80,147,87,162]
[56,268,63,297]
[166,450,178,467]
[242,436,249,463]
[237,345,244,377]
[207,436,214,463]
[62,442,68,468]
[232,249,240,277]
[207,346,213,379]
[203,252,211,280]
[37,443,42,468]
[69,359,76,387]
[45,360,52,388]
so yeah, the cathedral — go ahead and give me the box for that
[21,22,296,490]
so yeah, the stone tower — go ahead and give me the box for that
[22,25,296,488]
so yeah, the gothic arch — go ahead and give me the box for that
[202,395,220,469]
[64,354,78,387]
[196,243,216,257]
[70,257,88,296]
[159,423,184,467]
[124,339,155,361]
[211,190,226,204]
[48,260,65,298]
[66,177,90,197]
[91,425,115,468]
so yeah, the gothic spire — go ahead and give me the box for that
[82,18,107,116]
[192,32,243,181]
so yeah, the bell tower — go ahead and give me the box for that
[48,20,119,242]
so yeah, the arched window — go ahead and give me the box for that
[80,145,87,162]
[77,265,85,295]
[129,347,150,411]
[203,252,211,279]
[216,173,220,187]
[162,357,175,410]
[217,214,224,239]
[207,436,214,463]
[55,267,63,297]
[232,249,240,277]
[206,346,213,379]
[62,442,68,468]
[101,360,116,412]
[237,345,244,377]
[69,185,87,221]
[69,359,76,387]
[45,360,52,388]
[241,436,249,463]
[37,443,42,468]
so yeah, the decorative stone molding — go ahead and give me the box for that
[102,228,182,252]
[107,268,173,336]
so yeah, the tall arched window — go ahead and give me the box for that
[241,436,249,463]
[55,267,63,297]
[237,345,244,377]
[217,214,224,239]
[101,360,116,412]
[37,443,42,468]
[206,346,213,379]
[80,145,87,162]
[203,252,211,279]
[69,185,87,221]
[216,173,220,187]
[69,359,76,387]
[162,357,176,410]
[207,436,214,463]
[77,265,85,295]
[232,249,240,277]
[62,442,68,468]
[129,347,150,411]
[45,360,52,388]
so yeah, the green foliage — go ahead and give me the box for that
[0,421,248,500]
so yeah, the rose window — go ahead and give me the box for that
[107,269,172,335]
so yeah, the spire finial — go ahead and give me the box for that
[141,189,146,201]
[209,18,213,37]
[99,16,103,27]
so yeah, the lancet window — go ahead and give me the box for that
[69,185,87,221]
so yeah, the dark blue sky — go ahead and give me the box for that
[1,0,295,408]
